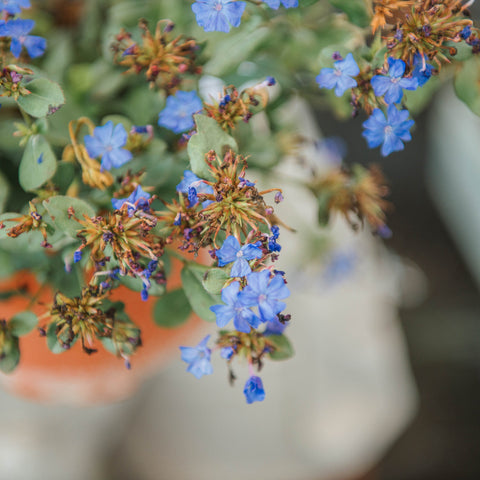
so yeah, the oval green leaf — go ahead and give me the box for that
[43,195,95,237]
[153,288,192,328]
[202,267,229,295]
[268,334,294,361]
[187,115,237,181]
[0,336,20,374]
[181,264,221,322]
[9,311,38,337]
[17,77,65,118]
[19,135,57,192]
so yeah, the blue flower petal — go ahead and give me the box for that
[230,257,251,277]
[243,376,265,404]
[216,236,240,266]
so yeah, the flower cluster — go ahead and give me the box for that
[112,19,203,94]
[204,79,275,131]
[311,164,390,233]
[317,53,418,156]
[175,150,291,403]
[42,287,141,367]
[2,0,479,405]
[317,1,479,156]
[373,0,476,66]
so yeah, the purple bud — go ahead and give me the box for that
[394,29,403,41]
[274,192,284,203]
[332,51,343,61]
[266,76,276,86]
[10,72,22,83]
[376,224,393,239]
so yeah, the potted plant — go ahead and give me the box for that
[0,0,478,405]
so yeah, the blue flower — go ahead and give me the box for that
[371,57,418,104]
[263,0,298,8]
[210,281,261,333]
[84,121,132,171]
[179,335,213,379]
[316,53,360,97]
[243,375,265,404]
[192,0,246,33]
[411,54,435,87]
[362,104,414,157]
[264,316,287,336]
[323,250,356,284]
[111,186,151,216]
[216,236,263,277]
[0,19,46,58]
[0,0,30,15]
[176,170,214,208]
[158,90,203,134]
[220,346,235,359]
[240,270,290,323]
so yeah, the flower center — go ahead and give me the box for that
[384,125,393,136]
[236,250,243,258]
[334,68,342,76]
[258,294,267,303]
[214,2,223,11]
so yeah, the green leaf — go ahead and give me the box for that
[454,56,480,117]
[268,334,294,361]
[0,336,20,374]
[153,288,192,328]
[0,170,9,214]
[181,264,221,322]
[51,161,76,193]
[202,268,229,295]
[17,77,65,118]
[205,18,270,77]
[119,275,166,297]
[43,195,95,237]
[329,0,371,28]
[317,192,332,227]
[187,114,238,180]
[404,73,442,116]
[0,249,14,279]
[19,135,57,191]
[9,311,38,337]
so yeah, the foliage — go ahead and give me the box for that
[0,0,478,403]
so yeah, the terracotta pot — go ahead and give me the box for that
[0,254,206,405]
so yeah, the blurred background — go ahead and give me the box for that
[1,1,480,479]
